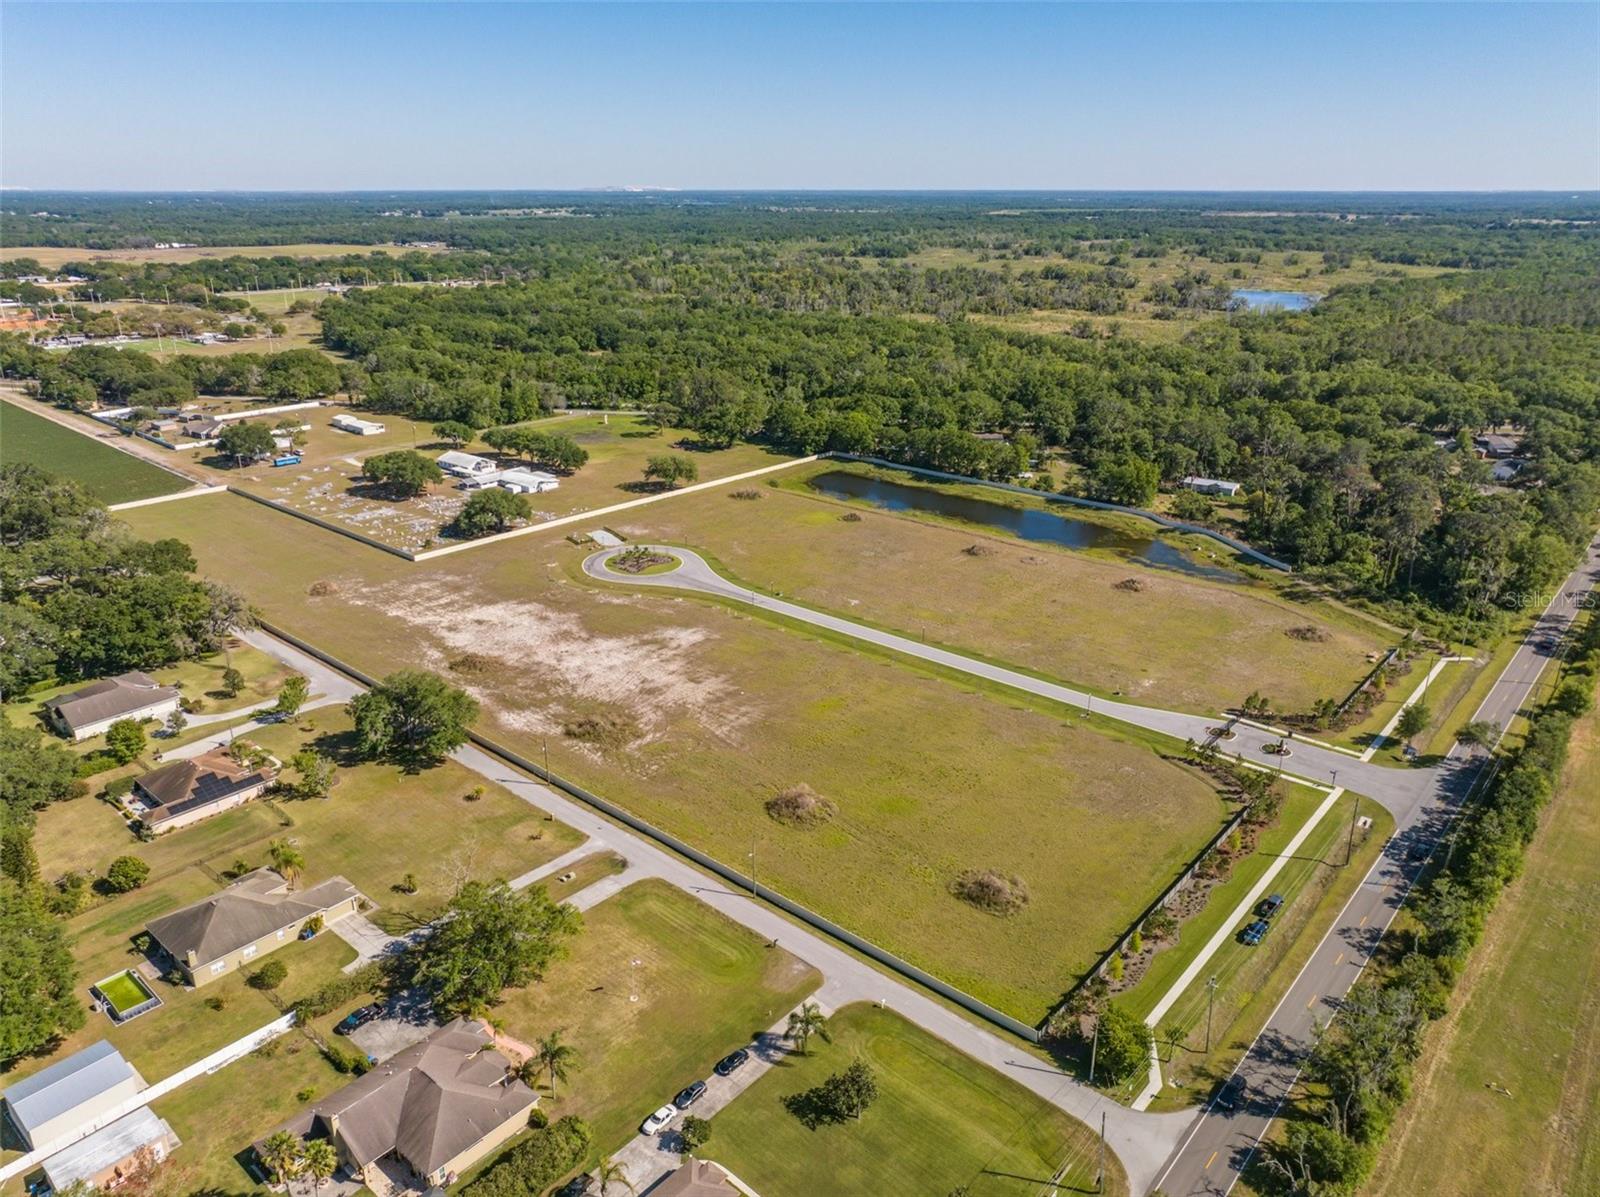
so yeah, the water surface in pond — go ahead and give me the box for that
[1232,289,1319,312]
[808,471,1242,582]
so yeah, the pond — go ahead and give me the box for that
[807,471,1242,582]
[1232,289,1320,312]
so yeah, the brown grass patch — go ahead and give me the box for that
[447,652,495,676]
[307,579,339,597]
[562,712,640,751]
[1286,625,1332,642]
[764,784,838,828]
[1113,578,1148,592]
[951,869,1030,917]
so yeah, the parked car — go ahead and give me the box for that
[1240,919,1270,946]
[674,1080,707,1109]
[335,1003,382,1035]
[640,1103,677,1136]
[555,1175,596,1197]
[1257,893,1284,919]
[714,1047,750,1077]
[1216,1074,1247,1111]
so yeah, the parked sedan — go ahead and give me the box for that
[1239,919,1270,946]
[334,1004,382,1035]
[640,1103,677,1136]
[674,1080,707,1109]
[1256,893,1284,919]
[714,1048,750,1077]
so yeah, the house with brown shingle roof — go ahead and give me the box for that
[127,749,276,835]
[44,672,181,741]
[259,1018,537,1189]
[145,868,361,987]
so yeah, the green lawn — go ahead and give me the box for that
[0,394,189,502]
[486,879,822,1165]
[712,1004,1127,1197]
[1365,702,1600,1197]
[117,491,1227,1021]
[616,460,1391,718]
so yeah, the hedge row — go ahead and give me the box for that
[1269,612,1600,1194]
[460,1115,591,1197]
[288,960,388,1022]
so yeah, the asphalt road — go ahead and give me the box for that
[1151,531,1600,1197]
[582,547,1426,813]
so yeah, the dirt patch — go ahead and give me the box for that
[1114,577,1148,592]
[341,578,749,746]
[951,868,1030,916]
[764,783,838,828]
[963,543,997,558]
[307,579,339,597]
[447,652,494,676]
[563,712,639,751]
[1286,624,1332,642]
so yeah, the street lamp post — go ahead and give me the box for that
[1205,975,1219,1052]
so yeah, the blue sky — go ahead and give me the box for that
[3,2,1595,190]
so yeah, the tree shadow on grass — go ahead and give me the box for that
[781,1086,845,1131]
[615,479,676,495]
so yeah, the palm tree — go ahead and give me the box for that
[537,1028,582,1096]
[513,1057,542,1089]
[269,839,306,888]
[786,1001,830,1055]
[301,1139,337,1191]
[257,1130,303,1186]
[596,1159,635,1197]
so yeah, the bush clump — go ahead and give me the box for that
[461,1116,592,1197]
[562,713,638,750]
[951,868,1030,916]
[1113,577,1148,592]
[962,543,996,557]
[764,783,838,827]
[448,652,495,676]
[307,579,339,597]
[1286,625,1332,642]
[730,488,762,500]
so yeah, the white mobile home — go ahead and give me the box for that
[1179,476,1243,498]
[498,467,561,494]
[437,450,498,478]
[331,413,386,436]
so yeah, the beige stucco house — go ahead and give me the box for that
[259,1018,537,1188]
[44,671,181,741]
[145,868,361,988]
[127,748,277,834]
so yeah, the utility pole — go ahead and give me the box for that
[1345,791,1361,867]
[1205,975,1219,1052]
[542,738,549,780]
[748,839,758,898]
[1096,1111,1106,1194]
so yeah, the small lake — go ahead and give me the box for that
[1232,289,1320,312]
[808,471,1242,582]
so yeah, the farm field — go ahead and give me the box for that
[224,411,795,552]
[0,393,188,502]
[1365,704,1600,1197]
[1,243,431,269]
[483,880,822,1166]
[117,491,1230,1020]
[711,1003,1126,1197]
[616,461,1390,717]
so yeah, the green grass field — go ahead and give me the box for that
[0,395,188,502]
[617,461,1390,717]
[117,491,1227,1020]
[711,1003,1127,1196]
[1365,703,1600,1197]
[484,879,821,1165]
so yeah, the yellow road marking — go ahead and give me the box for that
[1308,995,1317,1009]
[1334,952,1345,965]
[1205,1151,1218,1170]
[1359,915,1368,926]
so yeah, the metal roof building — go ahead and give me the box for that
[0,1041,147,1151]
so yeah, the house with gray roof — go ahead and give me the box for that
[0,1041,146,1152]
[259,1018,537,1189]
[145,868,362,988]
[127,748,277,835]
[43,671,181,741]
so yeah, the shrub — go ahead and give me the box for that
[295,1086,317,1103]
[461,1116,592,1197]
[764,783,838,827]
[323,1039,368,1074]
[103,855,151,893]
[104,719,146,765]
[104,775,136,801]
[729,488,762,500]
[681,1114,712,1151]
[950,868,1029,916]
[205,995,226,1012]
[291,961,387,1021]
[250,960,289,990]
[1091,1003,1152,1085]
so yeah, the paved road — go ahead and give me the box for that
[1152,531,1600,1196]
[583,547,1427,814]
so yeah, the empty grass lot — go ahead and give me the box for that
[117,491,1227,1020]
[0,394,188,502]
[616,461,1389,717]
[486,880,821,1164]
[712,1003,1127,1197]
[1365,703,1600,1197]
